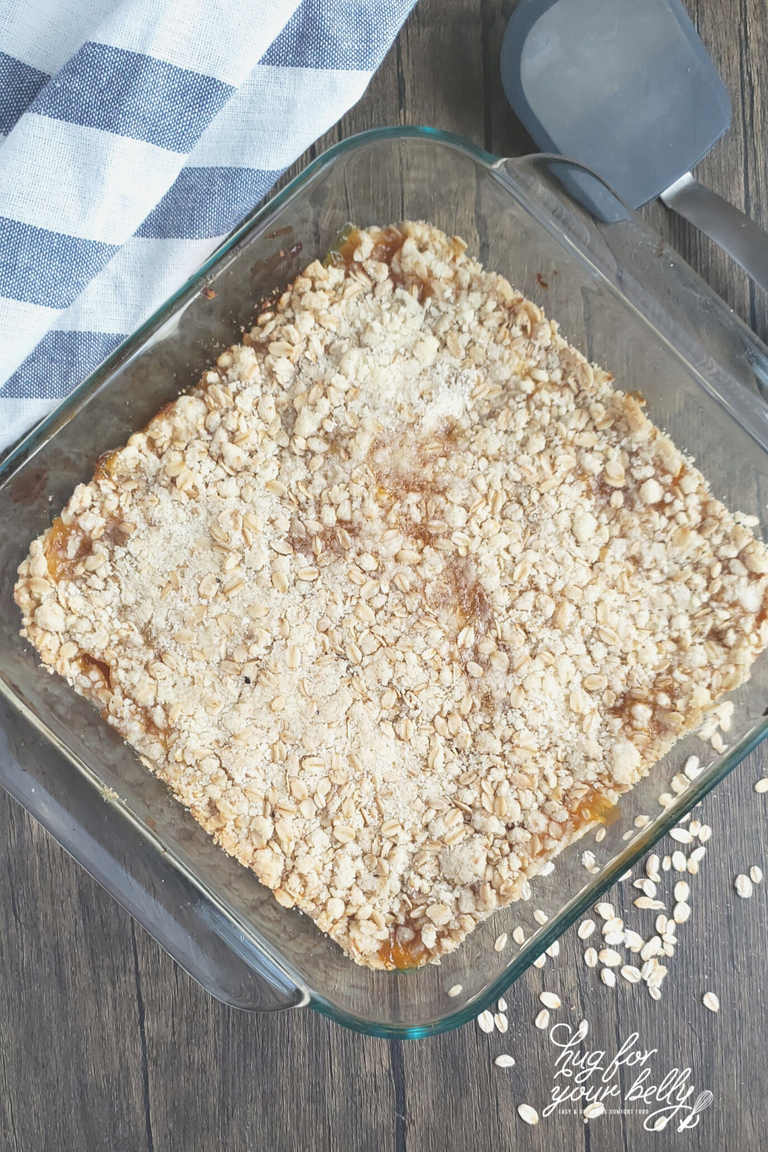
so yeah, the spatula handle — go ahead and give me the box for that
[661,173,768,295]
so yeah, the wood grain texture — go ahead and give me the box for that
[2,2,768,1149]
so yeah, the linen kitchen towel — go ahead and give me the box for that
[0,0,417,453]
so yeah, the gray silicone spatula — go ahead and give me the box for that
[501,0,768,293]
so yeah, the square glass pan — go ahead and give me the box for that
[2,127,768,1039]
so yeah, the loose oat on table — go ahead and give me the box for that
[703,991,720,1013]
[602,914,624,932]
[673,901,691,923]
[634,896,665,910]
[14,221,768,970]
[625,929,644,952]
[735,873,754,898]
[517,1104,539,1126]
[602,931,624,947]
[674,880,690,902]
[620,964,642,984]
[477,1010,495,1033]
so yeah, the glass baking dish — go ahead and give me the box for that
[2,127,768,1039]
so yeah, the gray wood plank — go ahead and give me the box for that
[0,795,148,1152]
[2,2,768,1151]
[132,926,397,1152]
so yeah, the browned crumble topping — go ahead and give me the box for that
[15,222,768,969]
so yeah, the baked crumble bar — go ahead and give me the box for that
[15,222,768,969]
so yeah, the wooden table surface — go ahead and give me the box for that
[2,2,768,1149]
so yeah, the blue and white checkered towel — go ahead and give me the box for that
[0,0,416,455]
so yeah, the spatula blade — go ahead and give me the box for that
[501,0,732,209]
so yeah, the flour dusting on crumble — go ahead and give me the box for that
[15,222,768,969]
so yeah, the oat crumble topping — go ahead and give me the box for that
[14,222,768,969]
